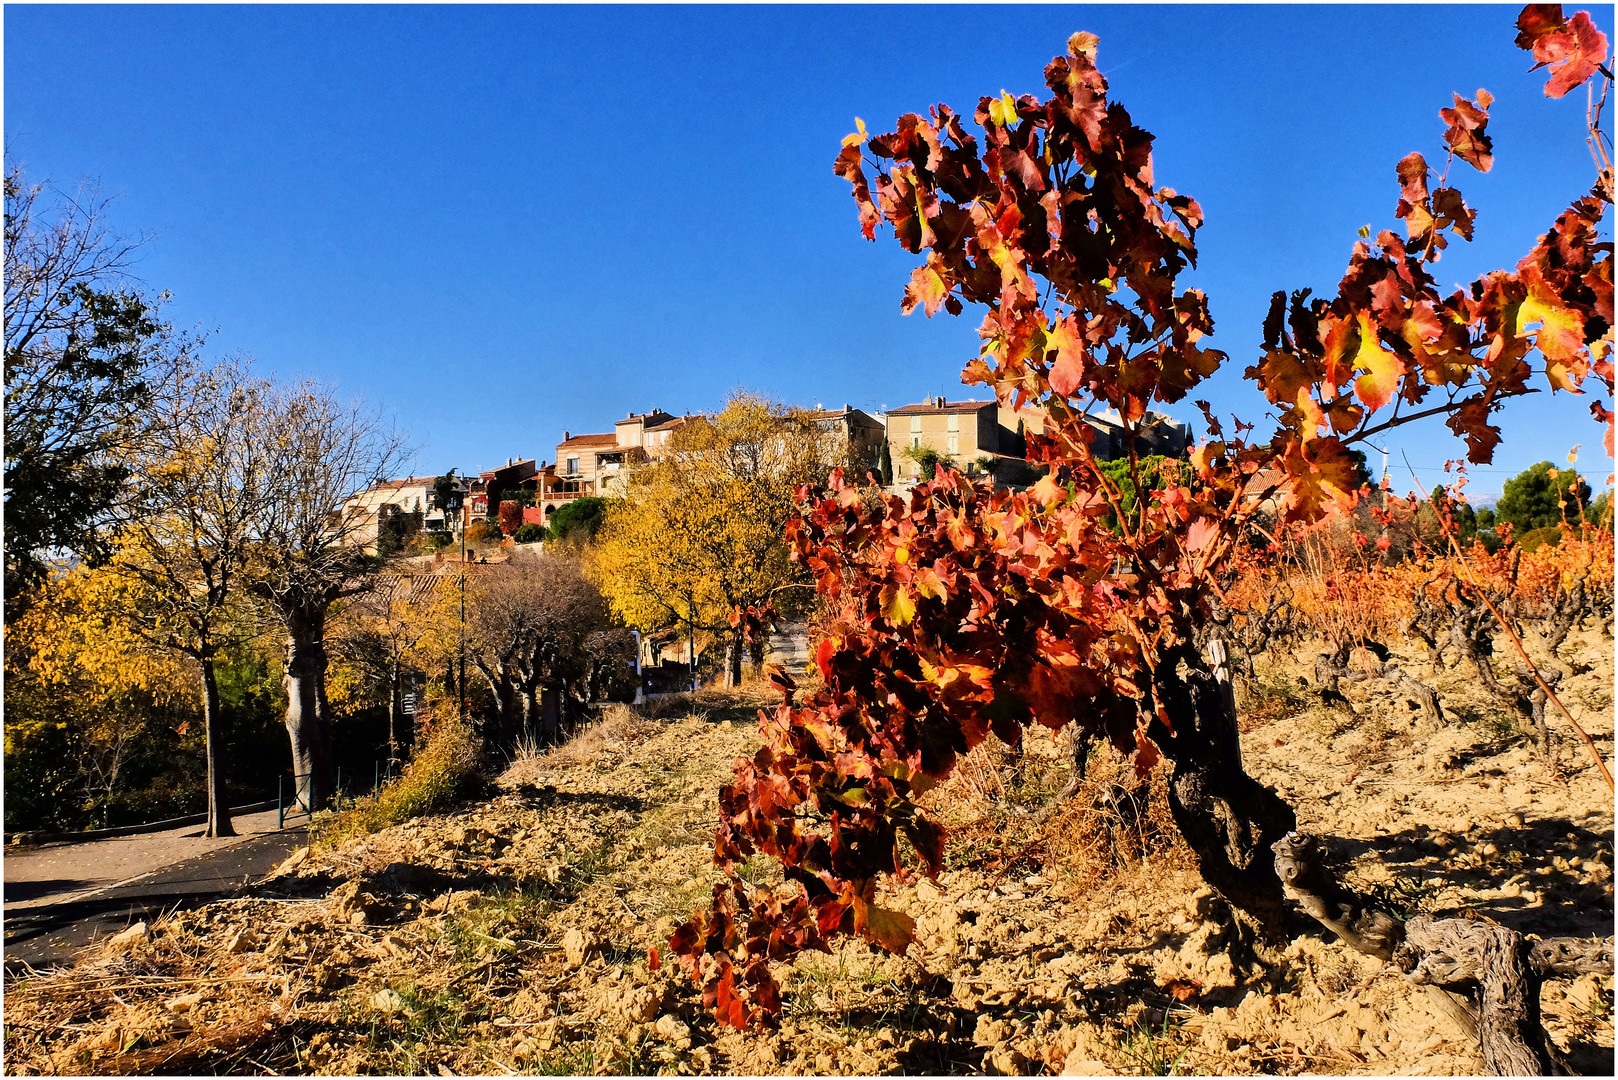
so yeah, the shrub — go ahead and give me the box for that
[1518,525,1565,553]
[316,716,483,847]
[902,444,954,481]
[464,520,500,544]
[419,530,454,553]
[545,497,608,543]
[513,522,545,544]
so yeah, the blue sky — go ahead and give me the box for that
[5,3,1611,500]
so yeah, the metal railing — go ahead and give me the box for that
[276,759,402,829]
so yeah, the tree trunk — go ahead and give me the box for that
[540,685,561,743]
[516,682,535,745]
[283,607,334,813]
[725,632,743,688]
[200,658,235,838]
[475,663,517,746]
[1149,640,1297,934]
[388,655,400,769]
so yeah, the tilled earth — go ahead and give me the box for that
[3,630,1613,1076]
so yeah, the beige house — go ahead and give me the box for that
[885,397,1192,489]
[884,398,1002,482]
[340,475,448,554]
[539,410,683,515]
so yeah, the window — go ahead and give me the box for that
[947,414,959,432]
[566,456,579,474]
[911,436,920,449]
[909,416,921,433]
[947,435,959,453]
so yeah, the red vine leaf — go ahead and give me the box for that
[1439,91,1493,173]
[1516,6,1610,98]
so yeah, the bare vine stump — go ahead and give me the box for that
[1273,830,1615,1075]
[1311,639,1445,726]
[1396,916,1554,1076]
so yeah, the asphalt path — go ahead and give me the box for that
[3,830,305,975]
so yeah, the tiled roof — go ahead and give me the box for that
[885,399,997,416]
[557,432,618,450]
[356,474,440,495]
[478,458,537,478]
[371,565,496,606]
[644,415,695,433]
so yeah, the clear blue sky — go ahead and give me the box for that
[6,3,1611,501]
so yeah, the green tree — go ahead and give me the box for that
[1416,485,1478,545]
[375,507,422,557]
[1493,461,1591,535]
[1096,455,1181,531]
[878,440,894,486]
[545,496,609,545]
[431,470,464,532]
[1588,490,1613,529]
[902,443,954,482]
[3,165,196,611]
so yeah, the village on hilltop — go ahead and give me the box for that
[344,396,1191,553]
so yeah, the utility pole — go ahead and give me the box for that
[459,506,467,723]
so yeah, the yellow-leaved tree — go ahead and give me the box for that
[590,393,849,686]
[5,561,199,828]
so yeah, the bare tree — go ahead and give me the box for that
[3,163,197,608]
[246,381,412,813]
[111,358,271,837]
[466,552,607,745]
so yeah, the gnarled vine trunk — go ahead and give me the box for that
[1148,640,1297,933]
[283,606,334,813]
[1274,831,1615,1075]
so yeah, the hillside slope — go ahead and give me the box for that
[4,631,1612,1076]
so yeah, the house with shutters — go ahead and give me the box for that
[537,409,690,520]
[883,396,1191,488]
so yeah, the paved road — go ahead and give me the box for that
[4,828,306,974]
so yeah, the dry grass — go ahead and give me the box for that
[922,726,1189,892]
[315,716,484,849]
[528,702,658,773]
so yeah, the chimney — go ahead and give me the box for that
[627,411,633,418]
[844,404,851,412]
[564,430,570,440]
